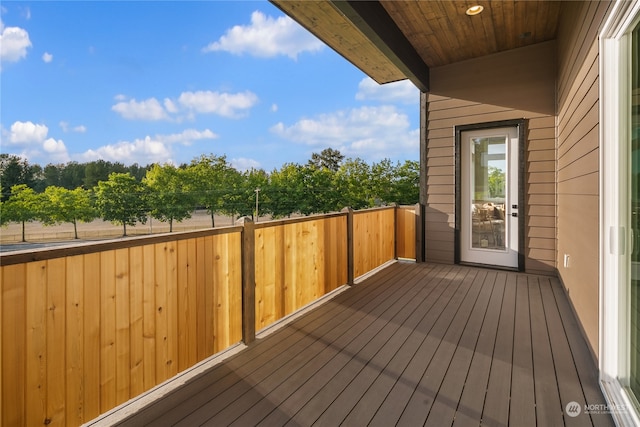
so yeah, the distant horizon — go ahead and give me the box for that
[1,1,420,172]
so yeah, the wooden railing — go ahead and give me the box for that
[0,205,419,427]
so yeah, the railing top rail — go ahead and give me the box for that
[0,225,244,266]
[253,211,348,230]
[351,205,397,215]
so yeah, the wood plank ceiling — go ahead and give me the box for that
[270,1,561,92]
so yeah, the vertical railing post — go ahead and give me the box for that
[415,202,425,263]
[239,217,256,344]
[393,203,399,260]
[342,207,354,285]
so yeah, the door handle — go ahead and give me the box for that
[511,213,518,217]
[512,204,518,209]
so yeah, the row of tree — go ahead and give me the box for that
[0,154,148,200]
[0,149,419,241]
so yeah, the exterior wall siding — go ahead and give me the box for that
[556,0,612,358]
[423,41,557,275]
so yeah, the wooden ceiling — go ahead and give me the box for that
[270,1,562,92]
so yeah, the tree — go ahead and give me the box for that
[40,186,97,239]
[298,165,341,215]
[335,158,373,209]
[268,163,305,218]
[43,164,62,187]
[0,154,36,200]
[0,184,42,241]
[94,172,148,236]
[237,168,269,220]
[308,148,344,172]
[390,160,420,205]
[144,164,195,232]
[84,160,127,188]
[188,154,236,227]
[60,162,87,189]
[488,166,505,198]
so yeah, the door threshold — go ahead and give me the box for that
[459,261,520,272]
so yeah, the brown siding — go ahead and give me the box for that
[423,41,557,274]
[556,0,612,358]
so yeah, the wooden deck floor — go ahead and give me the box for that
[113,262,614,427]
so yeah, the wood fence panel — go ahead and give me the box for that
[214,233,243,351]
[129,246,145,398]
[66,255,85,426]
[25,261,46,427]
[100,250,116,413]
[83,252,101,422]
[323,216,347,293]
[176,240,190,372]
[226,233,243,347]
[154,243,169,385]
[46,258,66,426]
[2,263,26,427]
[195,237,207,361]
[204,236,215,356]
[114,248,130,406]
[0,214,395,425]
[142,245,156,392]
[397,207,417,260]
[213,234,229,352]
[165,241,179,381]
[255,225,285,330]
[354,208,396,277]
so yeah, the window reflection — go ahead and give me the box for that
[471,136,506,250]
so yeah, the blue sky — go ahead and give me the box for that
[0,1,419,172]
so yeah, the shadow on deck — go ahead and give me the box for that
[100,262,613,426]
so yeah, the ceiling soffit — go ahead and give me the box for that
[271,1,561,91]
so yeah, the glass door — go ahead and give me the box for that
[460,127,519,269]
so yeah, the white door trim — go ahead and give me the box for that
[600,1,640,425]
[455,119,525,271]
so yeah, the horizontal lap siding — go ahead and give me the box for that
[424,41,557,273]
[556,0,612,358]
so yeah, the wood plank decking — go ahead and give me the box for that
[112,262,614,427]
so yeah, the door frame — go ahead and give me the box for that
[454,119,526,271]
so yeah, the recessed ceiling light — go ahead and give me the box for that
[466,5,484,16]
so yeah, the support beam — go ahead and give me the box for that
[329,0,430,92]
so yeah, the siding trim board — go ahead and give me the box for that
[453,119,527,271]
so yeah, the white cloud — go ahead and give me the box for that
[157,128,218,145]
[111,97,170,121]
[178,90,258,118]
[77,129,217,165]
[112,91,258,121]
[271,104,278,113]
[42,138,70,162]
[0,21,31,64]
[8,121,48,144]
[2,121,70,163]
[355,78,419,105]
[271,106,418,160]
[231,157,261,171]
[202,11,324,60]
[60,121,87,133]
[80,136,173,165]
[164,98,178,114]
[42,52,53,63]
